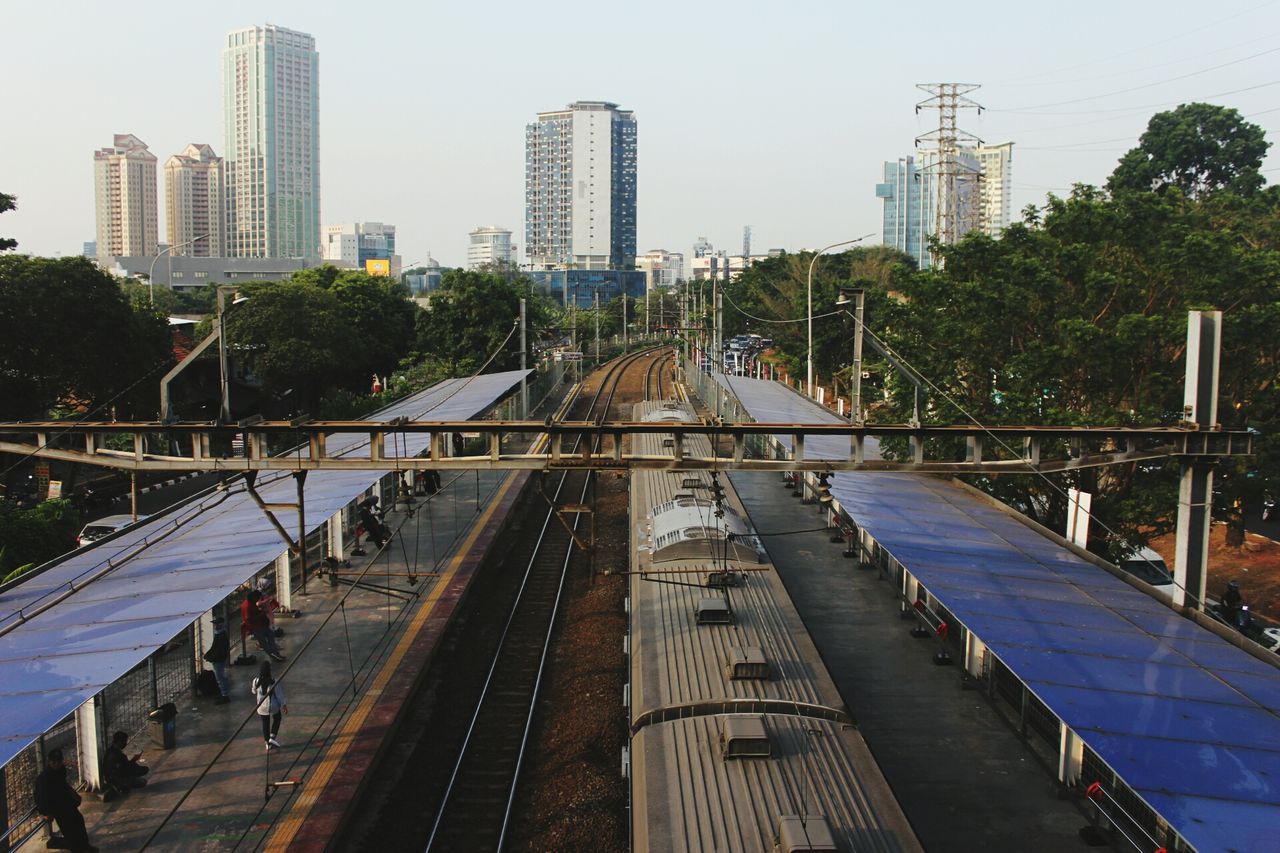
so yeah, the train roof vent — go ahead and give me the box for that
[706,570,742,588]
[726,645,770,680]
[695,597,732,625]
[775,815,838,852]
[720,715,771,759]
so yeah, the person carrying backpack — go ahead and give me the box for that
[251,660,288,750]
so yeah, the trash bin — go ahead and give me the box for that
[148,702,178,749]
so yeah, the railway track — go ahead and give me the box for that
[424,348,655,852]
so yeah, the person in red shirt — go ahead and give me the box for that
[241,589,284,661]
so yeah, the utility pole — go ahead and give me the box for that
[594,288,600,363]
[519,297,528,418]
[915,83,984,263]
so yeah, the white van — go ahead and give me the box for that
[77,514,146,548]
[1117,546,1174,600]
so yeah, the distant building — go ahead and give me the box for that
[165,144,224,257]
[876,156,934,269]
[467,226,514,270]
[691,236,714,258]
[525,101,637,271]
[525,269,645,308]
[322,222,398,274]
[403,257,443,295]
[688,253,768,281]
[635,249,684,293]
[975,142,1014,236]
[223,25,320,260]
[878,142,1012,268]
[102,255,306,292]
[83,241,96,258]
[94,134,158,260]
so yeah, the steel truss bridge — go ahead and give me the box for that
[0,419,1253,475]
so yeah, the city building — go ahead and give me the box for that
[83,241,96,258]
[403,257,443,296]
[525,101,637,271]
[467,226,514,270]
[691,236,714,258]
[975,142,1014,236]
[635,249,684,294]
[322,222,398,274]
[164,144,224,257]
[878,142,1013,268]
[94,134,158,260]
[876,156,934,269]
[525,269,645,308]
[102,255,306,292]
[223,24,320,261]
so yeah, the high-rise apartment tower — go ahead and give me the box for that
[468,226,514,269]
[94,134,158,260]
[525,101,637,270]
[165,144,224,256]
[223,24,320,260]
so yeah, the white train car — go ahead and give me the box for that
[628,400,919,853]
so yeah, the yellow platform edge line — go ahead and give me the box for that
[264,472,519,851]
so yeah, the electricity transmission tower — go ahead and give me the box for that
[915,83,984,258]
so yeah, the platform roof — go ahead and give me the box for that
[0,371,527,769]
[720,375,1280,853]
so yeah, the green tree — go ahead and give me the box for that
[0,498,81,577]
[223,279,357,414]
[0,255,173,420]
[414,270,536,372]
[0,192,16,251]
[1108,103,1270,198]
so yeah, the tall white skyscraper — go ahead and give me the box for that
[165,144,224,257]
[525,101,637,270]
[94,133,158,260]
[223,25,320,260]
[975,142,1014,236]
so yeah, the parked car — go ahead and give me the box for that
[1259,627,1280,654]
[77,514,146,548]
[1116,546,1174,600]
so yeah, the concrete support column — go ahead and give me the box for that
[1173,310,1222,610]
[329,510,345,559]
[964,632,987,679]
[1058,723,1084,786]
[74,696,105,792]
[274,551,292,613]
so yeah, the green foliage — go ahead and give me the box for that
[0,498,81,577]
[222,267,420,415]
[0,255,173,420]
[413,270,550,372]
[0,192,16,251]
[1108,103,1270,199]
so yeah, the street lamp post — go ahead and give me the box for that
[806,234,874,397]
[148,233,211,305]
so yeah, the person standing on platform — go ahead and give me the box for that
[252,661,288,750]
[34,748,98,853]
[203,615,231,703]
[242,589,284,662]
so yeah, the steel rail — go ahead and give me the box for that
[426,348,650,852]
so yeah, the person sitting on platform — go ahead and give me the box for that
[103,731,148,797]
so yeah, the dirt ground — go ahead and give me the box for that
[1149,523,1280,619]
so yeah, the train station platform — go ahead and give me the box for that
[728,471,1088,853]
[15,467,526,852]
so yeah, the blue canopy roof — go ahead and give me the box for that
[0,371,526,769]
[720,375,1280,853]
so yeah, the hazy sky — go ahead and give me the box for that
[4,0,1278,267]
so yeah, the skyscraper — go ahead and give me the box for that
[975,142,1014,236]
[223,25,320,260]
[525,101,637,270]
[94,133,158,260]
[165,144,224,256]
[876,156,934,269]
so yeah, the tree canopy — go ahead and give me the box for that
[414,270,553,372]
[0,255,173,420]
[0,192,16,251]
[1107,103,1269,198]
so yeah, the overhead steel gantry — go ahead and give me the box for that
[0,419,1253,475]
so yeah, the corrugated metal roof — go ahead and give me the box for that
[0,370,527,769]
[720,375,1280,853]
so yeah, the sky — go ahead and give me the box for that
[3,0,1279,268]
